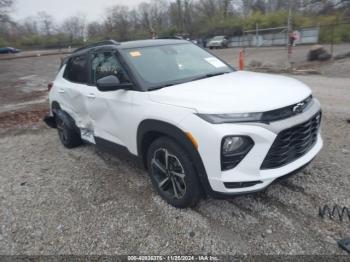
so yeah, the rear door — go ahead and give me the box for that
[55,54,92,130]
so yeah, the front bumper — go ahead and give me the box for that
[179,99,323,195]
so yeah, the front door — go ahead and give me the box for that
[86,51,134,147]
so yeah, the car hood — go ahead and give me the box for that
[148,71,312,114]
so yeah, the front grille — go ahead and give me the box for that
[261,112,321,169]
[261,95,313,123]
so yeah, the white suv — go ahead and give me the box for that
[45,39,323,208]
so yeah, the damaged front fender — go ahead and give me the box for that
[43,110,78,131]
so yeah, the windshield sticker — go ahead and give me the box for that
[205,57,226,68]
[130,51,142,57]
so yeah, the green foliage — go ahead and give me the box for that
[159,27,179,38]
[1,7,349,48]
[320,23,350,43]
[0,36,7,46]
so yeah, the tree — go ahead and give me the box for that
[0,0,13,23]
[87,21,104,41]
[22,16,39,35]
[104,5,130,41]
[62,14,86,41]
[37,11,55,36]
[1,0,350,48]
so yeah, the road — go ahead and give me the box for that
[0,52,349,255]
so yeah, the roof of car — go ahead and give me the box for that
[61,39,190,66]
[73,39,189,54]
[117,39,189,49]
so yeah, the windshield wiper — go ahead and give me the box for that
[148,83,176,91]
[190,72,230,82]
[147,72,230,91]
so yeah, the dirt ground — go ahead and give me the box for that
[0,47,349,256]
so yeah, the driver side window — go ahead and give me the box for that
[91,52,130,85]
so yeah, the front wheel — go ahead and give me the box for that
[147,137,202,208]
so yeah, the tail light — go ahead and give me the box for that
[48,82,53,91]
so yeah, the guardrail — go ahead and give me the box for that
[0,50,73,61]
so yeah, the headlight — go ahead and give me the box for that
[196,95,314,124]
[221,136,254,171]
[196,112,263,124]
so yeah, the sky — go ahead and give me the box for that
[12,0,148,22]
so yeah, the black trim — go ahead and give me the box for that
[224,181,263,189]
[212,158,314,198]
[94,137,143,166]
[261,112,321,169]
[137,119,213,196]
[261,95,313,123]
[221,136,254,171]
[74,40,120,54]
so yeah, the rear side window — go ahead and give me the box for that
[63,55,88,84]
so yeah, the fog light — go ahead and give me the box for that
[222,137,245,154]
[221,136,254,171]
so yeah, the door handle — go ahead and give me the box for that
[58,88,65,93]
[87,93,96,99]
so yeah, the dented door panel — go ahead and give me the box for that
[86,89,134,147]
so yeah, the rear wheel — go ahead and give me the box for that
[55,112,82,148]
[147,137,202,208]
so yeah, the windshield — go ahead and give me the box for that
[120,43,233,91]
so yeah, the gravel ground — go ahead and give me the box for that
[0,51,349,255]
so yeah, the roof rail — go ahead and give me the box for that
[73,40,120,53]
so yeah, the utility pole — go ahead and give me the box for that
[287,0,292,60]
[256,23,259,47]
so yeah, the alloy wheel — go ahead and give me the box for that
[151,148,186,199]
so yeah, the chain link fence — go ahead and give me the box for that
[209,21,350,72]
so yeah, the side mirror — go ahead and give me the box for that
[96,75,133,92]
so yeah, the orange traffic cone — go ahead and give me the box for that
[239,49,244,70]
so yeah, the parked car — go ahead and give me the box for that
[207,36,229,49]
[44,39,322,208]
[0,47,21,54]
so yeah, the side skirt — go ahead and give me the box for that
[94,137,143,168]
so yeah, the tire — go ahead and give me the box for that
[146,137,202,208]
[55,111,82,149]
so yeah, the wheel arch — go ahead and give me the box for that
[50,102,79,132]
[51,101,61,114]
[137,119,212,196]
